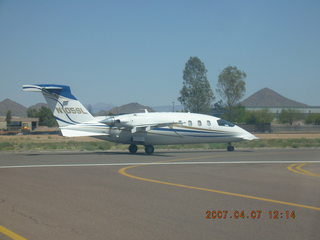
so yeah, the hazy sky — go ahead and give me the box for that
[1,0,319,107]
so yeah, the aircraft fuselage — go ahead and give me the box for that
[92,112,256,145]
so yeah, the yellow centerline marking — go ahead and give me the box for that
[288,163,320,177]
[0,226,28,240]
[118,156,320,211]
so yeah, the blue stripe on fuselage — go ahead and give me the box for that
[153,127,228,135]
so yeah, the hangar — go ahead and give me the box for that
[241,88,320,114]
[0,116,39,132]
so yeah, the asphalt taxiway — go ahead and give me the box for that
[0,149,319,240]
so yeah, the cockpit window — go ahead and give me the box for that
[217,119,235,127]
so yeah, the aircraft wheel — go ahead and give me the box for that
[144,145,154,155]
[227,145,235,152]
[129,144,138,154]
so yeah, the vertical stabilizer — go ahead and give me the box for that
[23,84,94,127]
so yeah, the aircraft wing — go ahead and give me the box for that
[99,117,181,133]
[129,122,180,133]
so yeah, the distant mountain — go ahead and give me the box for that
[95,102,154,115]
[28,102,48,110]
[89,102,114,113]
[241,88,309,108]
[0,98,27,117]
[152,104,183,112]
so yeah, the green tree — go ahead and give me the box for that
[5,110,12,126]
[216,66,246,120]
[27,107,57,127]
[245,109,273,125]
[27,108,38,118]
[38,107,57,127]
[213,102,246,123]
[221,105,247,123]
[278,109,302,125]
[244,109,274,132]
[178,57,214,114]
[212,100,225,117]
[305,113,320,125]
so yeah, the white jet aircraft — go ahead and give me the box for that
[23,84,257,154]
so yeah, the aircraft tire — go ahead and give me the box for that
[145,145,154,155]
[129,144,138,154]
[227,145,235,152]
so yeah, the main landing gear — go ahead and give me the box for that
[144,145,154,155]
[128,144,155,155]
[128,144,138,154]
[227,142,235,152]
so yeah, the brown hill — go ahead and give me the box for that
[241,88,309,108]
[96,102,154,115]
[0,98,27,117]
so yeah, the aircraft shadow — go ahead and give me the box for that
[155,149,254,154]
[25,149,253,157]
[24,151,173,158]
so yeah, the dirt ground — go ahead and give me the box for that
[0,134,101,143]
[255,133,320,139]
[1,133,320,143]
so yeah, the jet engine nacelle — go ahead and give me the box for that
[100,117,120,126]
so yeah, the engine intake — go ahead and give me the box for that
[100,117,120,126]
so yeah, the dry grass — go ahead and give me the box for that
[1,133,320,151]
[256,133,320,139]
[0,134,102,143]
[1,133,319,144]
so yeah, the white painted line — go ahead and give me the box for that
[0,160,320,169]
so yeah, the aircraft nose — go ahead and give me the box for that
[240,130,258,140]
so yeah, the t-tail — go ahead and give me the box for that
[22,84,95,127]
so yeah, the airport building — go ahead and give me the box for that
[0,116,39,131]
[241,88,320,114]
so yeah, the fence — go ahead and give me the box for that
[239,124,320,133]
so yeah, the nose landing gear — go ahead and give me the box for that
[227,143,235,152]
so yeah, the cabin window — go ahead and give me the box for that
[217,119,235,127]
[197,120,202,126]
[207,120,211,126]
[188,120,192,126]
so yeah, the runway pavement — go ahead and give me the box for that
[0,149,319,240]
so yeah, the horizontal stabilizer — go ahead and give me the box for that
[60,129,109,137]
[22,85,63,92]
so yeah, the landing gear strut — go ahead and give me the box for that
[144,144,154,155]
[128,144,155,154]
[128,144,138,154]
[227,143,234,152]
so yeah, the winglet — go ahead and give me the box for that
[22,84,77,100]
[22,84,63,92]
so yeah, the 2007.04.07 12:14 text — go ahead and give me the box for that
[205,210,296,220]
